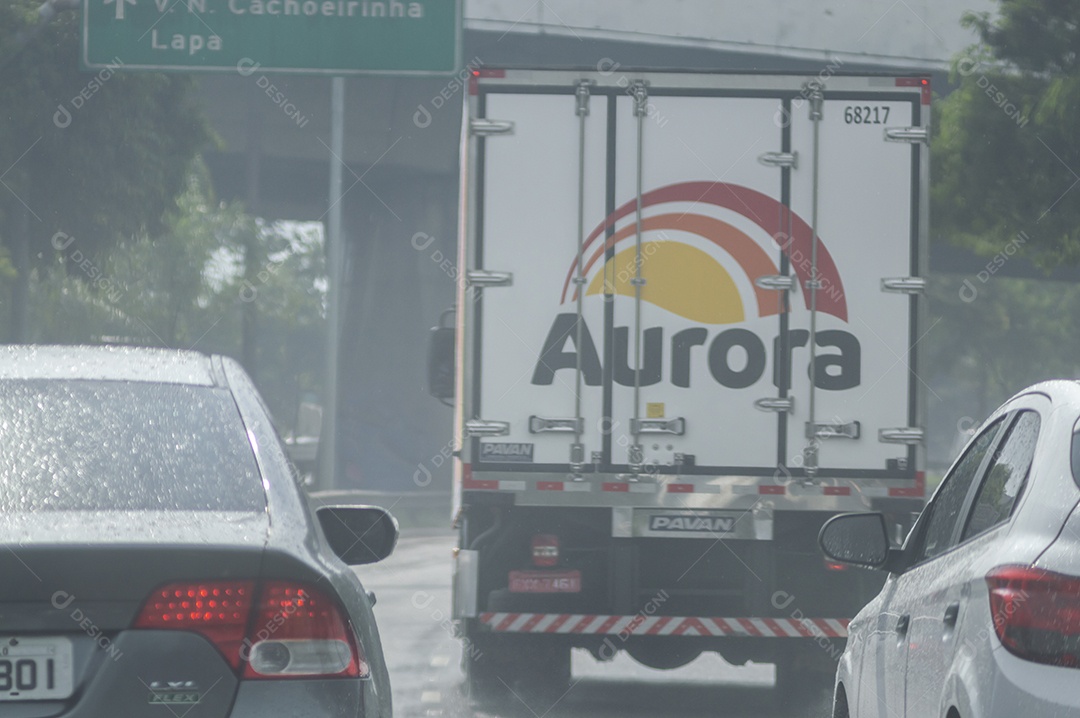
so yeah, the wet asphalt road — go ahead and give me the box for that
[356,531,835,718]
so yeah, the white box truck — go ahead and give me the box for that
[431,68,930,701]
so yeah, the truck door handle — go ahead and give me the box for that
[943,602,959,628]
[895,614,910,635]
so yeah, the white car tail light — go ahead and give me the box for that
[986,565,1080,668]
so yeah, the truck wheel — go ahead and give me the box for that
[464,645,504,703]
[532,642,572,696]
[774,657,832,712]
[463,632,507,704]
[501,640,572,700]
[463,633,571,705]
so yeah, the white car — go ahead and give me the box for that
[820,380,1080,718]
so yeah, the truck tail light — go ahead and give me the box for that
[532,534,559,567]
[135,580,367,678]
[986,565,1080,668]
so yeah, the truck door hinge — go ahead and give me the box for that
[464,419,510,437]
[881,277,926,294]
[807,421,861,440]
[755,275,795,292]
[884,127,929,144]
[758,152,798,169]
[805,81,825,120]
[528,416,584,434]
[755,397,794,414]
[879,427,925,445]
[575,80,592,116]
[630,417,685,436]
[466,270,513,288]
[631,81,649,117]
[470,119,515,136]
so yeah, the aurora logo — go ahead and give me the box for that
[532,181,860,390]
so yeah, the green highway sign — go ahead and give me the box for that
[82,0,461,75]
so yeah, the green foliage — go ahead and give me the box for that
[934,0,1080,267]
[965,1,1080,75]
[0,0,212,259]
[923,272,1080,465]
[29,163,327,433]
[0,0,323,428]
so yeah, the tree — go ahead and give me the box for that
[0,0,212,340]
[28,162,328,434]
[934,0,1080,268]
[922,272,1080,467]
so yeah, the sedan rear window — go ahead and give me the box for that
[0,380,265,512]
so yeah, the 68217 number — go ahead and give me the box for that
[844,106,890,124]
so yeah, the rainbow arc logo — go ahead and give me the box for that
[559,181,848,324]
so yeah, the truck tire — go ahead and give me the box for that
[774,657,833,713]
[463,635,506,704]
[464,631,572,705]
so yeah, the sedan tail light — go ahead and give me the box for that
[134,581,255,670]
[134,580,368,678]
[242,581,366,679]
[986,565,1080,668]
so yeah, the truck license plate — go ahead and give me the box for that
[509,570,581,593]
[0,637,75,702]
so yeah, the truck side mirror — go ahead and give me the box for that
[428,312,455,400]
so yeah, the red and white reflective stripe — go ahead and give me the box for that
[888,472,925,497]
[479,613,848,638]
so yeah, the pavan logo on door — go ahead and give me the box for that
[479,442,535,463]
[649,515,735,533]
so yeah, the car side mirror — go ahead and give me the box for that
[819,512,898,571]
[427,323,455,401]
[316,505,399,565]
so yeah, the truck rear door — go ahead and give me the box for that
[785,84,925,477]
[470,72,925,481]
[472,87,610,470]
[608,90,784,472]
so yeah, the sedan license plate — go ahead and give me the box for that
[509,570,581,593]
[0,637,74,702]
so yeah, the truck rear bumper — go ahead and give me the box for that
[478,612,848,638]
